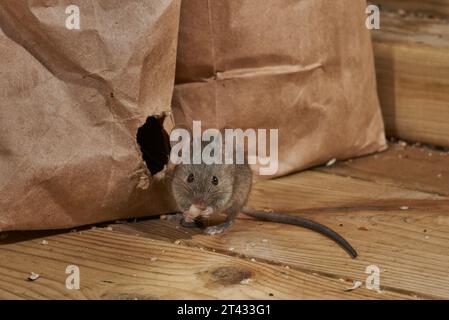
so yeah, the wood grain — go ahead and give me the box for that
[0,229,408,299]
[372,11,449,147]
[373,0,449,17]
[318,143,449,196]
[113,161,449,299]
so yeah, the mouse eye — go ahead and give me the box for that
[187,173,194,183]
[212,176,219,185]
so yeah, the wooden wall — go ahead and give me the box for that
[371,1,449,147]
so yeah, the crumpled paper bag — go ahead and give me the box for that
[0,0,180,231]
[172,0,387,178]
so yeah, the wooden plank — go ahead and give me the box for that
[175,206,449,300]
[0,228,409,299]
[113,207,449,299]
[372,11,449,147]
[372,0,449,17]
[112,166,449,299]
[318,142,449,196]
[248,170,443,212]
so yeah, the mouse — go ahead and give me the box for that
[167,129,358,259]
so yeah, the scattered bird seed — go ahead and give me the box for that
[229,247,235,251]
[262,239,268,243]
[400,206,409,210]
[150,257,158,262]
[160,215,168,220]
[251,258,256,262]
[40,240,48,245]
[28,272,40,281]
[174,240,181,245]
[345,281,363,292]
[105,226,113,231]
[326,158,337,167]
[240,278,252,285]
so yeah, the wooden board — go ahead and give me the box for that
[372,0,449,17]
[372,11,449,147]
[318,143,449,196]
[113,162,449,299]
[0,228,409,299]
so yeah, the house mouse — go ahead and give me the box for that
[168,140,358,259]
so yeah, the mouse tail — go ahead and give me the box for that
[241,207,358,259]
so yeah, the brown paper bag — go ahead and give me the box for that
[172,0,387,177]
[0,0,180,231]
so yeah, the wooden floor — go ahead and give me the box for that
[1,141,449,299]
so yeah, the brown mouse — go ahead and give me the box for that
[167,129,357,259]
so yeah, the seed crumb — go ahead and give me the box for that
[326,158,337,167]
[345,281,363,292]
[40,240,48,245]
[174,240,181,245]
[400,206,409,210]
[150,257,158,262]
[240,278,251,285]
[28,272,40,281]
